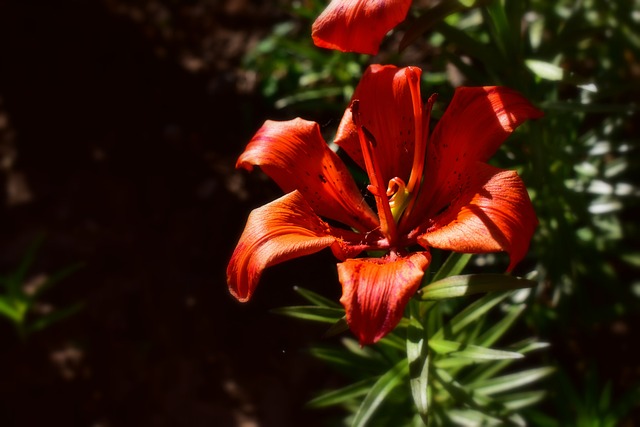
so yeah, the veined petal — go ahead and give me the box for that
[334,65,422,185]
[418,163,538,271]
[312,0,412,55]
[227,191,339,302]
[337,251,431,345]
[413,86,543,221]
[238,118,378,232]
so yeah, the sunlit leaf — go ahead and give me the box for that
[430,252,472,283]
[473,367,556,395]
[525,59,564,81]
[432,291,511,340]
[429,339,523,361]
[0,296,22,323]
[352,360,408,427]
[419,274,535,301]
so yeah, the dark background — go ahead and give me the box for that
[0,1,342,425]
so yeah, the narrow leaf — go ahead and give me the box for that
[407,301,430,423]
[419,274,536,301]
[432,291,511,341]
[475,304,526,348]
[431,252,472,283]
[271,306,344,323]
[307,379,375,408]
[293,286,341,308]
[495,390,548,411]
[429,339,523,361]
[323,317,350,338]
[473,367,556,395]
[352,360,408,427]
[26,302,83,334]
[399,0,470,52]
[0,296,22,323]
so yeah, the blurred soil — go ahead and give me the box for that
[0,1,343,426]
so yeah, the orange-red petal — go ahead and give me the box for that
[411,86,543,223]
[238,118,378,233]
[418,163,537,271]
[227,191,339,302]
[337,251,431,345]
[312,0,412,55]
[334,65,422,185]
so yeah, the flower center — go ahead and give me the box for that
[387,177,410,223]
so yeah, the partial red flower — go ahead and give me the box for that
[227,64,543,345]
[312,0,412,55]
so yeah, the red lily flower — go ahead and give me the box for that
[312,0,412,55]
[227,64,542,345]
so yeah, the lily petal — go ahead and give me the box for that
[414,86,543,221]
[238,118,378,232]
[418,163,537,271]
[337,251,431,345]
[227,191,339,302]
[334,65,422,184]
[312,0,412,55]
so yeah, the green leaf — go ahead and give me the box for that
[429,339,523,361]
[26,302,83,335]
[447,408,505,426]
[473,367,556,395]
[482,0,514,61]
[323,317,350,338]
[475,304,526,348]
[495,390,548,411]
[430,253,472,283]
[307,379,375,408]
[270,306,344,323]
[433,368,492,408]
[399,0,471,52]
[293,286,341,308]
[432,291,511,341]
[435,21,506,68]
[351,360,408,427]
[0,296,23,323]
[309,345,385,376]
[407,301,430,423]
[464,339,550,385]
[275,87,345,109]
[525,59,564,81]
[419,274,536,301]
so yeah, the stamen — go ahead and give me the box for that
[400,90,438,230]
[351,100,398,244]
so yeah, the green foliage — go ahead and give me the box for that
[243,1,367,115]
[0,235,83,340]
[244,0,640,423]
[276,254,548,426]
